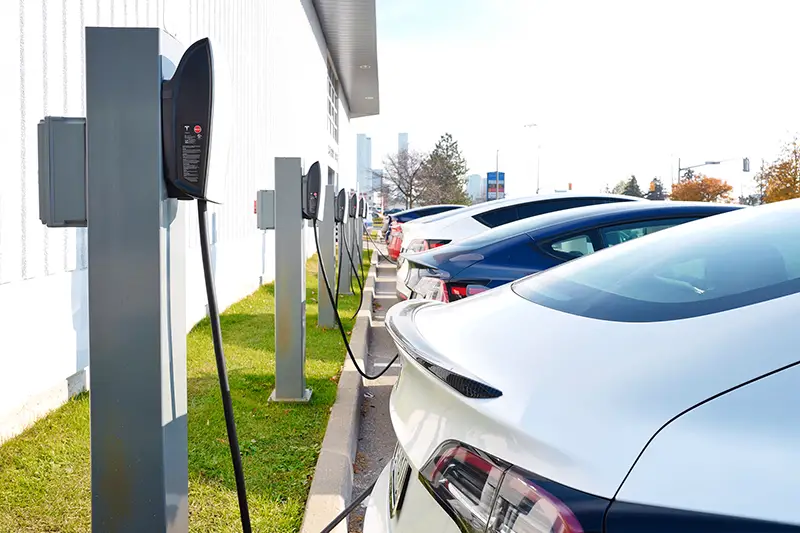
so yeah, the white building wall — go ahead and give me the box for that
[0,0,352,442]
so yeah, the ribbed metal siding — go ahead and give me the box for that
[2,0,267,284]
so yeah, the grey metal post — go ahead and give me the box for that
[350,211,359,282]
[357,197,364,260]
[338,214,353,296]
[271,157,312,402]
[85,27,188,532]
[317,184,336,327]
[361,199,366,257]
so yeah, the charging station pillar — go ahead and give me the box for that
[350,206,360,275]
[357,197,364,259]
[338,213,353,296]
[318,184,336,327]
[272,158,312,402]
[85,27,188,532]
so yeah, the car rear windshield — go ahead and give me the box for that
[472,197,631,229]
[511,201,800,322]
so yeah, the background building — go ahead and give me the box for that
[0,0,380,442]
[357,133,373,194]
[466,174,483,202]
[398,132,409,153]
[371,168,385,208]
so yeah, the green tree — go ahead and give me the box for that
[738,194,762,206]
[419,133,471,205]
[622,175,643,197]
[611,179,627,195]
[645,177,667,200]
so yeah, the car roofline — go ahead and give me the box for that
[436,202,744,251]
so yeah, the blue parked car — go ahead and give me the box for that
[403,201,745,301]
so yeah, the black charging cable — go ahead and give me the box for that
[341,229,365,321]
[335,223,344,308]
[313,220,399,380]
[362,222,397,265]
[319,478,378,533]
[198,200,253,533]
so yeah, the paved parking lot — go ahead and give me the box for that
[348,252,400,533]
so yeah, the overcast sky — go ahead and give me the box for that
[354,0,800,198]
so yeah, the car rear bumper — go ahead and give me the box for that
[395,259,412,299]
[363,463,392,533]
[363,453,461,533]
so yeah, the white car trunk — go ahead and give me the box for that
[386,286,800,497]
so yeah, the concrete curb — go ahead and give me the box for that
[300,247,377,533]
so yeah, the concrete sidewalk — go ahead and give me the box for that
[348,249,401,533]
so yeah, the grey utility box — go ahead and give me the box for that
[256,189,276,230]
[38,116,87,228]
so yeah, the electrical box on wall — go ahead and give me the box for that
[256,189,276,230]
[37,117,88,228]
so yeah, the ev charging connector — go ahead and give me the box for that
[348,192,360,287]
[338,192,357,295]
[357,196,367,259]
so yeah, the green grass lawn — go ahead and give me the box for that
[0,251,372,533]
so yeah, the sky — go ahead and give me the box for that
[353,0,800,198]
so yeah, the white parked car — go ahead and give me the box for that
[365,198,800,533]
[395,193,643,299]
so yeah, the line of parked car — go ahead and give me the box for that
[364,194,800,532]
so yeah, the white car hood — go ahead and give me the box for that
[386,285,800,498]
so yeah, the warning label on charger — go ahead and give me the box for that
[181,124,205,184]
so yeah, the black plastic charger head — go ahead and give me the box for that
[348,193,357,219]
[301,162,321,220]
[162,38,214,201]
[335,188,346,223]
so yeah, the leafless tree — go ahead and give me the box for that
[378,149,431,209]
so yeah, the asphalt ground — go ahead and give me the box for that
[348,248,401,533]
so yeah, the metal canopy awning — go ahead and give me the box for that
[313,0,380,118]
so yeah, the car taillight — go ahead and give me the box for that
[447,283,489,301]
[407,238,451,253]
[420,441,605,533]
[421,442,505,532]
[466,284,488,296]
[407,239,427,253]
[450,285,467,299]
[425,239,451,250]
[431,279,450,302]
[488,468,587,533]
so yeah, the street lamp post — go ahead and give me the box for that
[524,123,539,193]
[495,149,500,200]
[676,157,750,183]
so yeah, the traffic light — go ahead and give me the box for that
[743,157,750,172]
